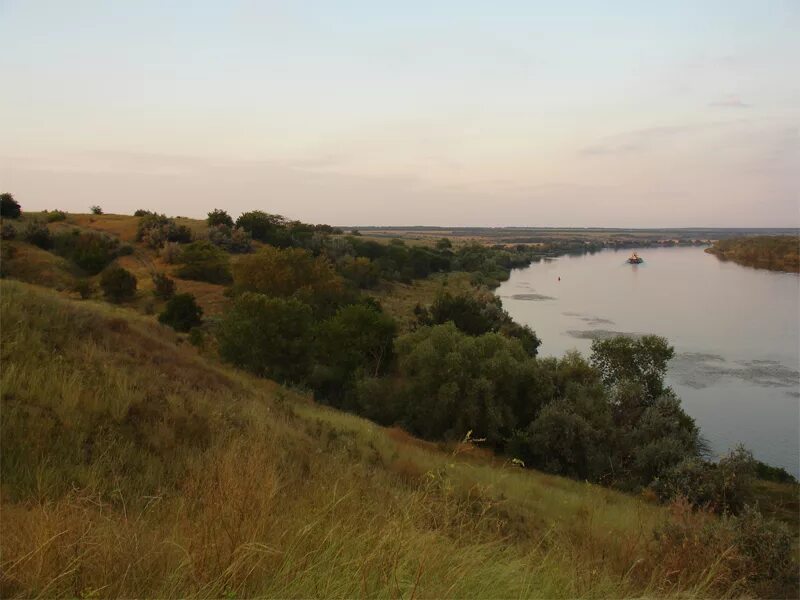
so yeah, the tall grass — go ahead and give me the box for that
[0,281,787,597]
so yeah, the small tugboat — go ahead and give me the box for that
[627,251,643,264]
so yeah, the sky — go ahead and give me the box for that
[1,0,798,227]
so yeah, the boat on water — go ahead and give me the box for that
[627,252,643,264]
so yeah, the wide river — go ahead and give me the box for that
[497,246,800,476]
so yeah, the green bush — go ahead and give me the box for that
[45,210,67,222]
[1,223,16,240]
[158,293,203,332]
[312,303,396,406]
[175,241,232,284]
[52,230,120,274]
[654,502,796,598]
[207,208,234,228]
[100,267,137,302]
[72,279,94,299]
[22,221,52,249]
[152,272,176,299]
[207,224,252,253]
[216,293,313,383]
[650,445,757,513]
[90,205,103,215]
[136,213,193,248]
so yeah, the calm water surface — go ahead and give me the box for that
[497,246,800,475]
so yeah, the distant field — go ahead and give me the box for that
[351,226,800,245]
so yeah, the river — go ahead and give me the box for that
[497,245,800,476]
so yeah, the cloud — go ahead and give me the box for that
[579,125,698,156]
[708,95,752,108]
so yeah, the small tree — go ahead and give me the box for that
[207,208,234,228]
[1,223,16,240]
[152,272,176,299]
[90,205,103,215]
[72,279,94,299]
[0,193,21,219]
[158,293,203,332]
[175,240,232,284]
[22,221,53,249]
[100,267,137,302]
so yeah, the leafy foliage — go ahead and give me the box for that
[22,221,53,249]
[312,303,396,406]
[52,230,120,274]
[0,193,21,218]
[217,293,314,383]
[207,208,234,228]
[136,213,193,248]
[707,235,799,272]
[175,241,232,284]
[206,224,252,253]
[232,246,345,313]
[151,272,176,299]
[100,267,137,302]
[158,293,203,332]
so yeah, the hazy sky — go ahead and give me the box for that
[1,1,798,226]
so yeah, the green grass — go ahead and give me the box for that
[0,279,757,598]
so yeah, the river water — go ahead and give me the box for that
[497,246,800,476]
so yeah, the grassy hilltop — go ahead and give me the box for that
[1,202,798,598]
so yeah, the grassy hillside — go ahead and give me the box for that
[706,235,800,272]
[2,279,779,598]
[1,209,797,597]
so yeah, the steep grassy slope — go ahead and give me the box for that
[0,280,748,598]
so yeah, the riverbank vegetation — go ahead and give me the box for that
[1,197,798,597]
[706,235,800,272]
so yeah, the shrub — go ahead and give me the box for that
[232,246,345,313]
[650,445,757,513]
[207,208,234,228]
[312,303,396,405]
[0,193,21,218]
[158,293,203,332]
[216,293,314,382]
[100,267,137,302]
[337,256,380,289]
[90,205,103,215]
[188,327,205,348]
[72,279,94,299]
[1,223,16,240]
[134,209,153,217]
[160,242,182,264]
[22,221,52,249]
[152,272,176,299]
[52,230,120,274]
[46,210,67,222]
[654,501,796,598]
[207,224,252,253]
[175,241,232,284]
[136,213,193,248]
[235,211,290,246]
